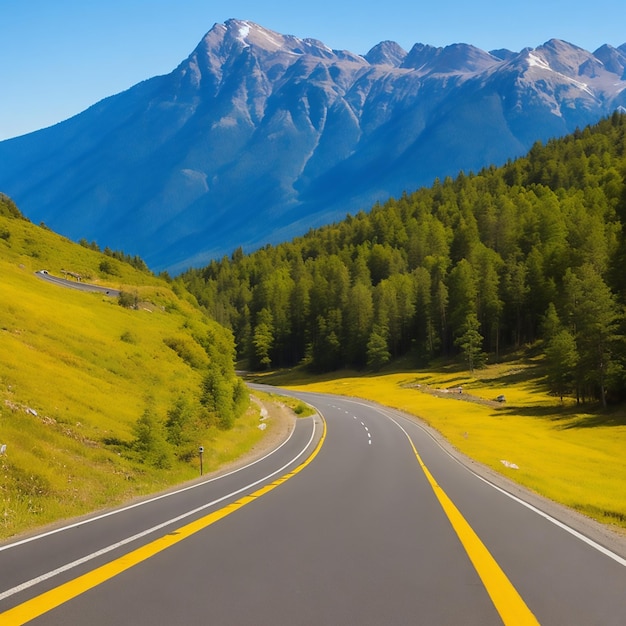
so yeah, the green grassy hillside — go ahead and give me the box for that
[0,207,265,540]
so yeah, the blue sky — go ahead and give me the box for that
[1,0,625,140]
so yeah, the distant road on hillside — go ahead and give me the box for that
[35,270,120,297]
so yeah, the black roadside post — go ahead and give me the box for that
[199,446,204,476]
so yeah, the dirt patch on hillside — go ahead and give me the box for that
[192,395,297,481]
[238,396,296,463]
[404,383,506,409]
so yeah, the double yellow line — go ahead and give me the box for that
[3,408,538,625]
[1,418,326,625]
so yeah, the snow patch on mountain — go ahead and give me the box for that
[1,20,626,272]
[528,52,551,70]
[568,77,594,96]
[527,50,597,98]
[237,22,250,46]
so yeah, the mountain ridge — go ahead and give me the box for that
[1,19,625,272]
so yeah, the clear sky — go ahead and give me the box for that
[1,0,625,141]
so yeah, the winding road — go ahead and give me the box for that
[35,271,120,297]
[1,388,625,625]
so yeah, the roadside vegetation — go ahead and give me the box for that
[180,114,626,528]
[0,200,266,540]
[3,113,626,540]
[183,113,626,408]
[252,389,316,418]
[253,355,626,531]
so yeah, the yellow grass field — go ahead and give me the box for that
[2,212,624,540]
[270,361,626,531]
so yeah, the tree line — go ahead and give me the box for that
[181,113,626,405]
[0,199,249,468]
[79,238,150,273]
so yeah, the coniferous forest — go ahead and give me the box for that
[181,113,626,406]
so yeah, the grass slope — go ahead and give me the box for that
[258,355,626,531]
[0,215,266,540]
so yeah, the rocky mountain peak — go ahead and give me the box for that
[593,44,626,79]
[401,42,498,75]
[534,39,604,76]
[1,21,626,272]
[364,41,407,67]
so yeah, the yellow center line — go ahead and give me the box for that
[0,417,326,625]
[406,435,540,625]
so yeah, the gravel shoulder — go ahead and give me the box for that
[210,394,297,476]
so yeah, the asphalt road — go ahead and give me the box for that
[35,271,120,297]
[1,388,625,625]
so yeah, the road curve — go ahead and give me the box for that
[35,270,120,297]
[1,388,625,625]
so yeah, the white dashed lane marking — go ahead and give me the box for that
[334,406,373,445]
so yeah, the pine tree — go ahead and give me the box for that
[455,312,486,374]
[252,308,274,370]
[367,324,391,371]
[132,402,173,469]
[545,329,579,402]
[563,264,621,407]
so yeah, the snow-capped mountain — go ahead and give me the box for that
[1,19,625,272]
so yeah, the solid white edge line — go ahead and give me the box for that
[341,397,626,569]
[467,462,626,568]
[0,416,319,601]
[0,410,299,553]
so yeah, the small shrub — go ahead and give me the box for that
[118,291,138,309]
[163,335,208,369]
[99,259,121,276]
[0,193,23,218]
[131,404,174,470]
[120,330,138,344]
[233,379,249,419]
